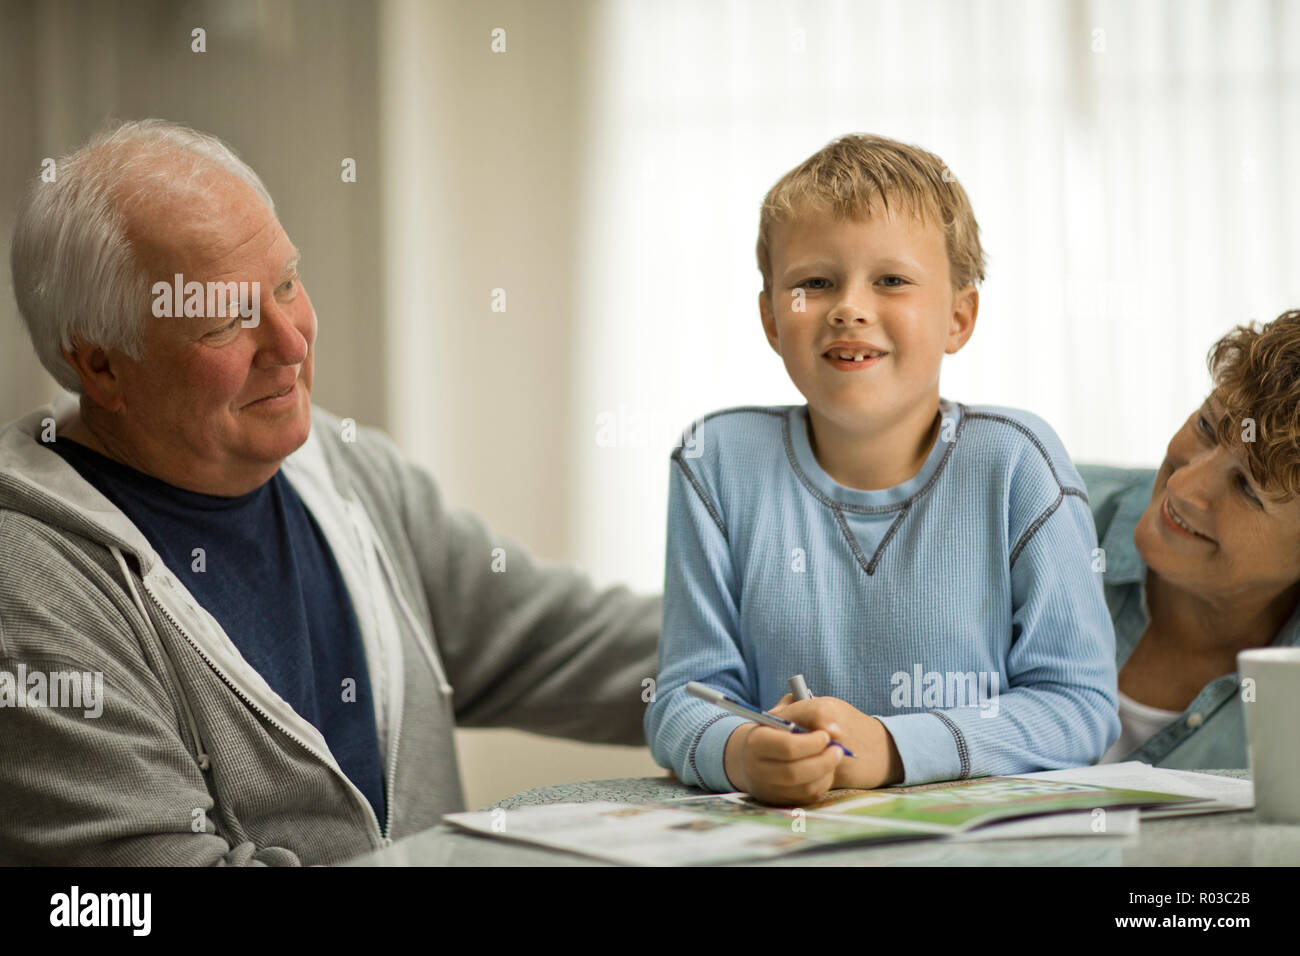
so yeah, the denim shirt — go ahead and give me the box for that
[1078,464,1300,769]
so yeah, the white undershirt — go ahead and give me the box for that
[1097,690,1182,763]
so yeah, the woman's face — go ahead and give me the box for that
[1134,393,1300,601]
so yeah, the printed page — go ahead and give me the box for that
[444,800,930,866]
[444,774,1201,865]
[796,776,1193,830]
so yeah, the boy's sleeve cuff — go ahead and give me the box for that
[693,715,751,792]
[875,712,965,785]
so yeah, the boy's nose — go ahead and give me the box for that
[827,283,874,325]
[829,303,871,325]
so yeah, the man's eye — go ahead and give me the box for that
[279,277,296,294]
[206,319,239,337]
[1197,415,1215,439]
[1239,474,1262,504]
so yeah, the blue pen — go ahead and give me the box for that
[686,681,856,757]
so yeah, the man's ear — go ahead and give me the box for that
[945,286,979,355]
[62,339,126,412]
[758,288,781,355]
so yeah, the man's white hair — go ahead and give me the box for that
[9,118,275,394]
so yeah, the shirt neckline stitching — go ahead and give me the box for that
[780,403,966,517]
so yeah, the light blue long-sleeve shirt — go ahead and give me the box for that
[645,399,1121,791]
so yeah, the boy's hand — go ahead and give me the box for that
[722,722,843,806]
[767,694,905,791]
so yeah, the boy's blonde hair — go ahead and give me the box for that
[756,133,986,294]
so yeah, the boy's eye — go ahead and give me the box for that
[1196,414,1215,440]
[1238,473,1262,504]
[878,275,906,287]
[800,278,830,290]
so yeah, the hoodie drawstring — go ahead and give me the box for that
[360,509,454,696]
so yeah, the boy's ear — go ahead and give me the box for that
[758,288,781,355]
[945,285,979,355]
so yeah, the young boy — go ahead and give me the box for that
[644,134,1120,805]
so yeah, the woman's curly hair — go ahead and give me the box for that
[1209,309,1300,501]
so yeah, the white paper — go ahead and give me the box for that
[952,808,1139,840]
[1013,762,1253,817]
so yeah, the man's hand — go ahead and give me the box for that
[768,694,905,791]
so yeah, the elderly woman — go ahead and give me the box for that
[1082,309,1300,769]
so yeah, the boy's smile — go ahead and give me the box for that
[824,339,888,371]
[759,203,978,489]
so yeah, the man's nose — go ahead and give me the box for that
[254,300,308,364]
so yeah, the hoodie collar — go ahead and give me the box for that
[0,391,357,573]
[0,391,161,571]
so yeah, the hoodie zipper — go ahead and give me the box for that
[382,696,401,844]
[342,497,407,848]
[143,583,392,848]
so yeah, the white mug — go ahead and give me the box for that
[1238,647,1300,824]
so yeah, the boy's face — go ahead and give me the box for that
[759,204,977,438]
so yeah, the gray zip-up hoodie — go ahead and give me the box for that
[0,391,661,865]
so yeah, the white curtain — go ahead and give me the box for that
[572,0,1300,591]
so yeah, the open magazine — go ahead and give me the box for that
[442,764,1246,866]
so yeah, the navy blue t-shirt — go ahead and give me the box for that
[46,436,387,826]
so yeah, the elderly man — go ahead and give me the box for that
[0,119,660,865]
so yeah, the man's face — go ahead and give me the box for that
[116,170,315,485]
[1134,394,1300,600]
[759,205,976,438]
